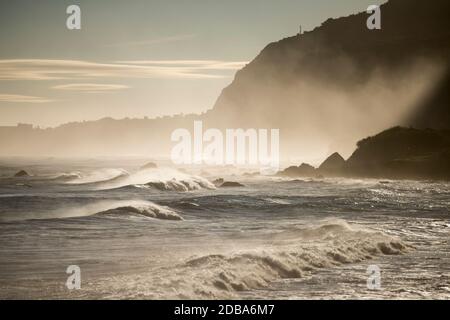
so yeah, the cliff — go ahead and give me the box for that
[346,127,450,180]
[206,0,450,157]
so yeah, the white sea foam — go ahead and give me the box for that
[264,198,291,205]
[82,220,408,299]
[6,200,182,222]
[98,167,215,191]
[95,202,183,221]
[65,168,129,184]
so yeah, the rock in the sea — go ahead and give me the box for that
[220,181,245,188]
[278,163,316,177]
[140,162,157,170]
[14,170,30,177]
[212,178,244,187]
[212,178,224,187]
[318,152,346,176]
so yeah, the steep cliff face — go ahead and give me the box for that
[207,0,450,158]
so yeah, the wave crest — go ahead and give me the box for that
[95,203,183,221]
[99,168,215,191]
[129,220,407,299]
[66,169,129,185]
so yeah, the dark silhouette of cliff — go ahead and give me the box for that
[278,127,450,180]
[210,0,450,121]
[346,127,450,180]
[410,72,450,129]
[206,0,450,158]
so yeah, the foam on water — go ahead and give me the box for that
[98,167,215,191]
[0,199,182,222]
[65,168,129,185]
[0,161,448,299]
[95,202,183,221]
[75,220,408,299]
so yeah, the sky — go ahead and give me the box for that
[0,0,385,127]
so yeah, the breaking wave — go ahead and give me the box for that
[85,220,411,299]
[48,172,83,181]
[98,167,215,192]
[94,202,183,221]
[8,200,183,222]
[65,169,129,185]
[88,220,409,299]
[178,221,407,298]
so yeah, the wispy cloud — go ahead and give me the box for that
[104,34,197,47]
[116,60,249,70]
[0,59,248,81]
[52,83,130,93]
[0,94,53,103]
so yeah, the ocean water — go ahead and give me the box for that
[0,159,449,299]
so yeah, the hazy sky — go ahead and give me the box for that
[0,0,384,127]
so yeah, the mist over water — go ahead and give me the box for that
[210,57,446,162]
[0,159,448,299]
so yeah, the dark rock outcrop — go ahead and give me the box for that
[212,178,224,187]
[279,163,316,177]
[220,181,245,188]
[318,152,346,176]
[14,170,30,177]
[346,127,450,180]
[280,127,450,181]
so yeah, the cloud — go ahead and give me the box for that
[104,34,197,47]
[117,60,249,70]
[0,59,248,81]
[0,94,53,103]
[52,83,130,93]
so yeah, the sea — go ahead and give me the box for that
[0,158,449,299]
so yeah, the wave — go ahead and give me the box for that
[65,169,129,185]
[94,202,183,221]
[162,194,299,214]
[98,167,215,192]
[264,198,291,205]
[168,201,202,210]
[2,200,183,222]
[104,220,408,299]
[48,172,83,181]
